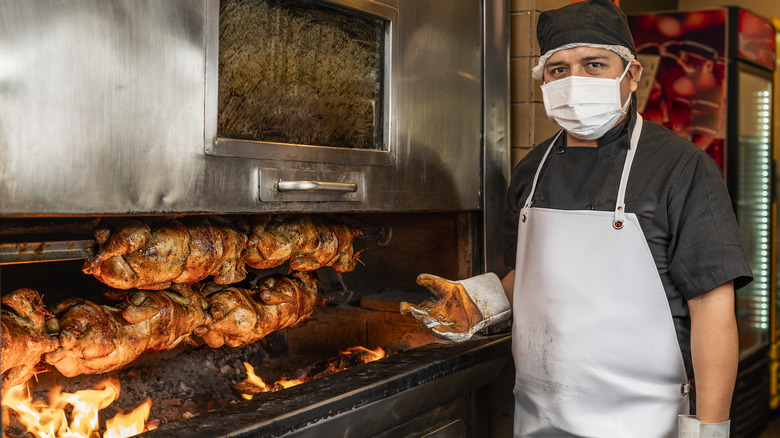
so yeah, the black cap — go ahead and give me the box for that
[536,0,637,59]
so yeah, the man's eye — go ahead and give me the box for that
[587,62,603,68]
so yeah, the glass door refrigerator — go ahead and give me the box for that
[627,8,776,437]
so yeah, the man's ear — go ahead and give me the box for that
[627,60,643,93]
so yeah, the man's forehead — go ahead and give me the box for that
[545,46,620,64]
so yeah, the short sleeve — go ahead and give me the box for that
[503,176,521,267]
[667,152,753,299]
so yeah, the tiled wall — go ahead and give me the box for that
[509,0,569,169]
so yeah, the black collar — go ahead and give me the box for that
[598,109,634,148]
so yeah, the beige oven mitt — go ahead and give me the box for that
[400,273,510,342]
[678,415,730,437]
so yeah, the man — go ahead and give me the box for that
[401,0,752,436]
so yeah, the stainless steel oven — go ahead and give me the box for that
[0,0,510,436]
[0,0,507,220]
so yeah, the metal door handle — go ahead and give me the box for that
[276,180,358,193]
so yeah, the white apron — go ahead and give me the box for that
[512,116,690,438]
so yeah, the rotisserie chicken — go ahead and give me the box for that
[44,284,210,377]
[1,288,59,389]
[244,215,364,273]
[197,271,326,348]
[82,217,248,290]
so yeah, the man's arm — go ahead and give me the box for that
[688,281,738,423]
[501,269,515,307]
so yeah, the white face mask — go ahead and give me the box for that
[541,62,632,141]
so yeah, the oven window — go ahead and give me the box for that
[218,0,385,150]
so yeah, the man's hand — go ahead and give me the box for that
[400,273,510,342]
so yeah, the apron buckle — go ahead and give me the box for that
[613,205,625,230]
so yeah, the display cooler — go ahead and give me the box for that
[628,8,776,437]
[0,1,512,437]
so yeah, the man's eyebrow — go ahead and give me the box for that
[546,54,612,69]
[580,55,611,62]
[545,60,568,68]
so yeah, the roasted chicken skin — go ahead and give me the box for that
[82,217,248,290]
[198,271,326,348]
[120,284,211,352]
[1,288,59,389]
[44,284,210,377]
[4,271,322,385]
[244,215,364,273]
[43,298,147,377]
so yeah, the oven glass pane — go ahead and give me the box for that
[218,0,384,150]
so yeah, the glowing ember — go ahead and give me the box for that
[1,378,155,438]
[238,346,387,400]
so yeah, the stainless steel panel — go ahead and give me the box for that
[0,0,212,215]
[482,0,511,275]
[213,139,393,166]
[0,0,492,215]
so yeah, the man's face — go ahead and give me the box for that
[543,46,641,105]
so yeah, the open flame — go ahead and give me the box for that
[340,346,386,362]
[1,378,156,438]
[239,346,387,400]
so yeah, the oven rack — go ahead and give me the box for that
[0,240,97,265]
[0,226,389,265]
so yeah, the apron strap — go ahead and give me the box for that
[520,130,564,223]
[613,115,643,230]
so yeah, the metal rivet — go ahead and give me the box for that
[613,220,623,230]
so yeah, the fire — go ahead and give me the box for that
[242,362,271,393]
[340,346,385,362]
[274,379,304,389]
[238,364,307,400]
[104,399,153,438]
[239,346,387,400]
[1,378,156,438]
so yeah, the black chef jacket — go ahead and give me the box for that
[503,109,753,381]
